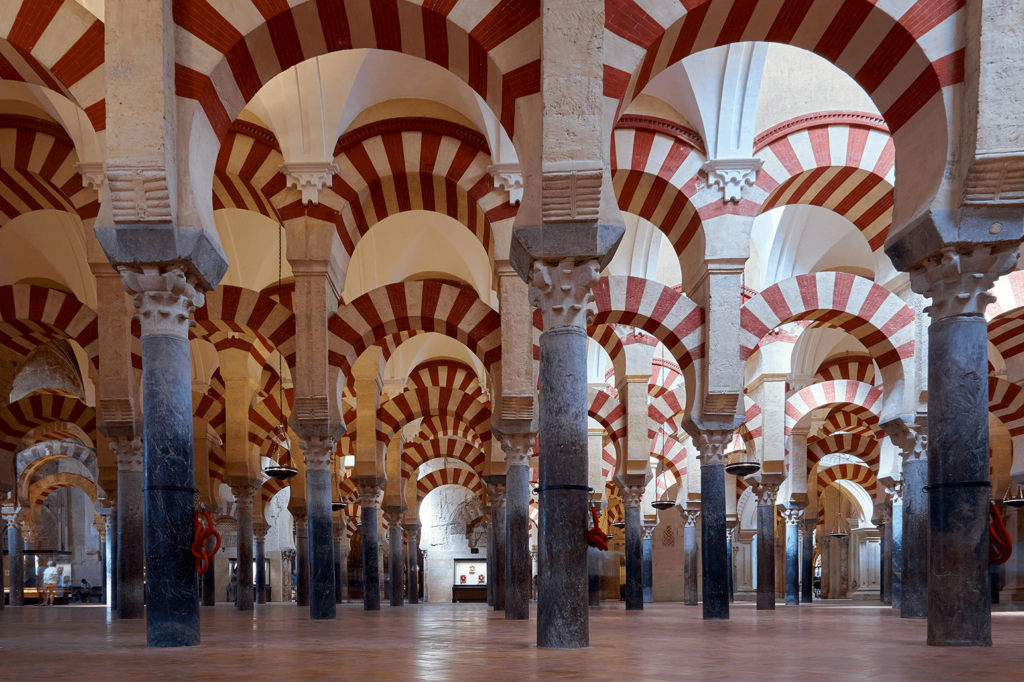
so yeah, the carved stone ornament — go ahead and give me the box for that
[120,267,204,339]
[253,526,269,542]
[641,524,656,540]
[891,423,928,463]
[487,483,507,508]
[488,163,524,206]
[106,158,172,223]
[300,436,338,471]
[701,158,764,204]
[780,508,803,525]
[909,245,1018,320]
[383,510,403,527]
[662,525,675,547]
[280,161,340,205]
[231,485,257,510]
[75,161,105,192]
[696,430,733,466]
[754,483,781,507]
[528,258,600,330]
[292,396,331,424]
[619,484,644,509]
[888,481,904,504]
[680,509,700,527]
[798,519,818,538]
[357,483,382,508]
[501,433,534,468]
[110,436,144,473]
[963,152,1024,205]
[541,162,602,222]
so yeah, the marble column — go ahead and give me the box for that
[727,528,736,603]
[892,484,904,609]
[529,259,600,649]
[681,509,700,605]
[642,523,655,603]
[800,520,815,603]
[384,510,404,607]
[621,486,645,611]
[105,512,119,610]
[502,434,533,620]
[910,248,1016,646]
[882,503,893,605]
[5,516,23,606]
[901,448,928,619]
[358,483,382,611]
[301,438,337,619]
[782,509,801,605]
[820,536,831,599]
[294,513,310,607]
[696,432,731,619]
[839,534,850,597]
[232,485,257,612]
[333,527,344,605]
[404,524,420,604]
[121,268,204,647]
[254,525,268,605]
[486,481,507,612]
[110,436,144,620]
[203,532,216,606]
[281,549,295,602]
[754,483,781,610]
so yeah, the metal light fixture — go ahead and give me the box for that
[1004,482,1024,508]
[724,447,760,478]
[263,223,297,482]
[830,513,849,538]
[611,521,626,529]
[651,500,676,511]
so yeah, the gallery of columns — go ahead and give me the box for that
[2,0,1024,676]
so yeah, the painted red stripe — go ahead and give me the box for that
[500,60,540,138]
[175,64,230,140]
[717,0,758,46]
[882,67,941,134]
[0,169,43,211]
[173,0,244,54]
[14,128,35,170]
[765,0,815,43]
[41,137,73,180]
[814,1,872,64]
[267,9,305,72]
[470,0,538,52]
[422,6,449,68]
[808,166,858,207]
[50,20,104,87]
[317,0,353,51]
[9,0,63,51]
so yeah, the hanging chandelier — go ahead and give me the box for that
[264,222,297,482]
[651,435,676,510]
[830,512,849,538]
[1003,481,1024,508]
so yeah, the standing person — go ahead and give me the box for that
[41,562,59,606]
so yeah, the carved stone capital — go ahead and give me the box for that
[1,503,20,524]
[383,510,404,527]
[231,485,257,511]
[891,422,928,463]
[780,508,803,525]
[253,525,269,542]
[488,163,523,206]
[280,161,340,205]
[75,161,104,192]
[641,524,656,541]
[501,433,535,467]
[701,158,763,204]
[110,436,144,473]
[798,519,818,537]
[910,245,1018,319]
[357,483,382,508]
[106,157,172,223]
[120,266,204,339]
[300,436,337,472]
[695,429,733,466]
[618,484,644,509]
[888,481,904,504]
[679,509,700,527]
[486,482,507,508]
[528,258,600,330]
[753,482,781,507]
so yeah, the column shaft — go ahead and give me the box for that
[487,504,504,611]
[624,505,643,610]
[362,506,380,611]
[785,522,799,605]
[820,539,831,599]
[388,521,403,607]
[339,550,350,603]
[683,522,698,605]
[108,512,119,610]
[256,538,266,604]
[903,459,928,619]
[405,527,419,604]
[757,505,775,610]
[506,459,531,620]
[701,463,729,619]
[296,519,310,607]
[801,533,813,603]
[306,465,336,619]
[727,533,734,603]
[642,531,653,604]
[235,494,254,612]
[536,326,589,648]
[892,500,903,609]
[882,517,893,605]
[202,533,216,606]
[118,464,144,619]
[8,524,23,606]
[334,538,343,604]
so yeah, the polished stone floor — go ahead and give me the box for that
[2,600,1021,680]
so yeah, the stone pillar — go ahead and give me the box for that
[754,482,781,609]
[882,503,893,605]
[909,247,1017,645]
[294,513,310,607]
[121,268,206,647]
[110,436,144,620]
[485,481,507,611]
[620,485,645,611]
[839,534,850,597]
[891,483,904,609]
[301,438,337,620]
[404,524,420,604]
[358,483,382,611]
[681,509,700,605]
[727,528,736,603]
[105,512,119,610]
[232,485,257,612]
[383,510,404,607]
[254,524,268,605]
[897,432,927,619]
[800,520,815,603]
[333,527,344,605]
[502,434,533,620]
[642,523,655,603]
[203,531,216,606]
[820,536,831,599]
[281,549,295,602]
[695,431,731,619]
[782,509,801,605]
[4,511,23,606]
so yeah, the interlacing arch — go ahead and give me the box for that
[173,0,541,140]
[414,416,486,452]
[417,466,483,500]
[753,114,896,251]
[0,117,100,228]
[785,380,882,435]
[328,281,501,383]
[0,285,99,370]
[402,437,485,481]
[807,433,881,474]
[406,359,485,401]
[193,285,297,370]
[815,355,876,384]
[0,1,106,129]
[816,463,878,501]
[0,394,96,456]
[377,387,491,449]
[588,387,626,458]
[649,357,684,399]
[820,405,882,439]
[648,389,685,440]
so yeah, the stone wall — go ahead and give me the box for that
[419,485,485,603]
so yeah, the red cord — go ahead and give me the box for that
[586,504,609,551]
[990,502,1013,566]
[191,508,221,574]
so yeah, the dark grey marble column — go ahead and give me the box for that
[255,526,267,605]
[881,514,891,604]
[384,510,404,607]
[202,532,216,605]
[682,510,699,605]
[503,435,532,620]
[358,483,382,611]
[698,440,730,620]
[839,535,850,597]
[892,494,903,609]
[902,457,928,619]
[404,524,420,604]
[485,480,507,612]
[105,511,119,610]
[294,513,310,607]
[333,530,343,604]
[111,437,144,620]
[755,485,779,610]
[800,521,814,603]
[727,529,735,603]
[820,536,831,599]
[232,486,256,612]
[7,521,23,606]
[303,442,337,620]
[536,325,590,648]
[783,511,800,605]
[587,546,602,607]
[622,494,644,610]
[642,524,654,603]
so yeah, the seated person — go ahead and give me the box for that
[79,578,92,602]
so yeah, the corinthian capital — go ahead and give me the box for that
[891,422,928,463]
[679,509,700,527]
[357,483,382,508]
[501,433,535,467]
[618,484,644,509]
[910,245,1018,320]
[695,430,733,466]
[231,485,257,510]
[119,266,205,339]
[528,258,600,330]
[486,483,507,508]
[753,482,781,507]
[110,436,144,472]
[300,436,337,471]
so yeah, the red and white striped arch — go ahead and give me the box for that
[173,0,541,141]
[0,284,99,370]
[588,387,626,458]
[648,389,685,440]
[258,477,288,510]
[328,281,501,383]
[807,433,881,474]
[819,404,881,439]
[989,377,1024,476]
[651,434,687,483]
[0,117,100,229]
[417,466,483,499]
[753,114,896,251]
[816,462,878,500]
[739,396,763,449]
[406,359,484,402]
[785,380,882,435]
[402,437,485,480]
[987,272,1024,381]
[414,416,486,452]
[377,387,491,448]
[649,357,684,399]
[0,394,96,455]
[193,285,297,370]
[212,124,283,220]
[25,472,98,522]
[815,355,876,385]
[0,2,105,129]
[601,443,616,482]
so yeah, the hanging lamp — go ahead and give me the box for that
[651,434,676,510]
[724,449,760,478]
[1003,481,1024,508]
[264,222,298,481]
[829,512,849,538]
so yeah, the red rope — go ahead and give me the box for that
[192,507,221,574]
[586,504,609,551]
[990,502,1013,566]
